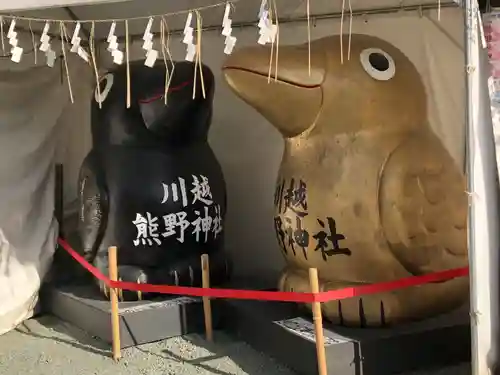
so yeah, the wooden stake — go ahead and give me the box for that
[108,246,121,361]
[201,254,213,342]
[309,268,327,375]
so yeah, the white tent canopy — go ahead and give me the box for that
[7,0,460,38]
[0,1,496,375]
[6,0,452,12]
[6,0,458,15]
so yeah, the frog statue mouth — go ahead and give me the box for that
[223,66,320,88]
[222,43,325,138]
[137,80,193,133]
[222,42,325,88]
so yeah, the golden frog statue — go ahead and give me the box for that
[222,35,468,326]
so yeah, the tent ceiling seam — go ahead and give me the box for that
[94,1,458,44]
[63,7,91,41]
[0,2,458,59]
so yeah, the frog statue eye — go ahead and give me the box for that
[95,73,114,104]
[359,48,396,81]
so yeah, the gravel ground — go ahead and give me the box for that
[0,316,471,375]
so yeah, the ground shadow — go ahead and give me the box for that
[179,332,295,375]
[17,315,111,358]
[119,330,294,375]
[22,314,292,374]
[133,334,234,375]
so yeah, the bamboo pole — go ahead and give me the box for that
[309,268,327,375]
[201,254,213,342]
[108,246,121,361]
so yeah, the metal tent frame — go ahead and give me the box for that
[465,1,500,374]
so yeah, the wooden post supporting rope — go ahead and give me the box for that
[108,246,121,361]
[309,268,327,375]
[201,254,213,342]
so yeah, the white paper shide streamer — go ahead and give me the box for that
[142,18,158,68]
[70,22,89,62]
[40,22,57,67]
[7,19,23,63]
[107,21,124,65]
[222,3,237,55]
[182,12,196,62]
[257,0,277,45]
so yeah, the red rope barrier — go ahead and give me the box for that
[57,238,469,303]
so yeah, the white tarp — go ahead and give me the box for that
[0,52,91,335]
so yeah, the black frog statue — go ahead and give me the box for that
[77,60,230,300]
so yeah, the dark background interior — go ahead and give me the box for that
[482,0,500,11]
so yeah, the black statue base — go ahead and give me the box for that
[222,297,470,375]
[42,283,219,348]
[41,221,221,348]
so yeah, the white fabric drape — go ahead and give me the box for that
[0,51,91,335]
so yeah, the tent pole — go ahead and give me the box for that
[464,1,500,374]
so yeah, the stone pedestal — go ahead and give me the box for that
[42,283,218,348]
[222,297,470,375]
